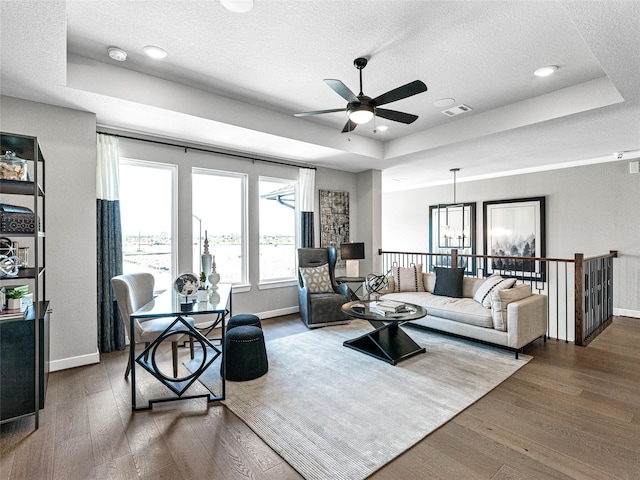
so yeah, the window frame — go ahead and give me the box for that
[119,158,178,292]
[258,175,299,287]
[192,167,249,288]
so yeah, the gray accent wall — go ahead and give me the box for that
[1,95,99,371]
[382,162,640,316]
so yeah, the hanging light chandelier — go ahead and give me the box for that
[437,168,470,249]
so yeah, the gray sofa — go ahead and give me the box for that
[378,272,547,357]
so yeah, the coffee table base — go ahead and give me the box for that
[343,321,426,366]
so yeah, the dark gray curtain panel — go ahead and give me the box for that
[97,198,124,352]
[301,211,314,248]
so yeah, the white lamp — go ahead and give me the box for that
[341,242,365,278]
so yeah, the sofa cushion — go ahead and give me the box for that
[381,291,493,328]
[299,263,333,293]
[462,276,489,299]
[490,284,532,331]
[473,275,517,308]
[423,272,436,293]
[433,267,464,298]
[392,264,424,292]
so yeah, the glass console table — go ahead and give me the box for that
[129,283,231,411]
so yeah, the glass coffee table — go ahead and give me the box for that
[341,300,427,365]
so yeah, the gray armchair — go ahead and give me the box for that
[297,247,350,328]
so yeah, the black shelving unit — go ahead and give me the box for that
[0,132,48,429]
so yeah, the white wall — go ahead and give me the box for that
[1,96,99,370]
[383,161,640,316]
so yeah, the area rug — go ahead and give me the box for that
[189,320,530,480]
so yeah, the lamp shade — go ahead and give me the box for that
[340,242,365,260]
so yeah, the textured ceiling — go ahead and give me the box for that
[1,1,639,191]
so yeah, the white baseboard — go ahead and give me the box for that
[614,307,640,319]
[50,350,100,372]
[254,306,299,320]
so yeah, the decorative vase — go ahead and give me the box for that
[201,231,212,278]
[208,255,220,292]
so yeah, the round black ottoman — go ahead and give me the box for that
[223,325,268,381]
[227,313,261,331]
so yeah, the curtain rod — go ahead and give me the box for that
[96,131,316,170]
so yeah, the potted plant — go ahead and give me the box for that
[5,288,24,310]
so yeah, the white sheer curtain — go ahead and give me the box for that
[96,133,124,352]
[299,168,315,248]
[97,134,120,201]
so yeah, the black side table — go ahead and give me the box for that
[335,276,366,301]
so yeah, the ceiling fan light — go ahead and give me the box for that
[348,106,374,124]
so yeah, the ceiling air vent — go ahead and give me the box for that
[441,104,473,117]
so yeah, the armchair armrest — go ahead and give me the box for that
[334,282,349,298]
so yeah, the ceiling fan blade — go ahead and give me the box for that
[294,108,346,117]
[372,80,427,106]
[341,119,358,133]
[375,108,419,124]
[324,79,360,103]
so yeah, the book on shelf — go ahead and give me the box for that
[0,306,27,321]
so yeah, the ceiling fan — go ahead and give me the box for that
[294,57,427,133]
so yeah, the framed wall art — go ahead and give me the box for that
[428,202,476,273]
[483,196,546,281]
[319,190,349,266]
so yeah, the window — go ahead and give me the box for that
[259,177,297,282]
[192,169,247,284]
[119,160,176,292]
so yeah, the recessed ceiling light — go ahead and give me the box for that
[433,98,455,108]
[374,125,389,132]
[107,47,127,62]
[220,0,254,13]
[143,45,167,59]
[534,65,558,77]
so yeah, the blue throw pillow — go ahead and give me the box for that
[433,267,465,298]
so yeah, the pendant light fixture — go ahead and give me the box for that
[437,168,469,248]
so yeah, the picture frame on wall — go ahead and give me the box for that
[483,196,546,281]
[428,203,476,274]
[319,190,349,266]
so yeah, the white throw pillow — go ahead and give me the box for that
[299,264,333,293]
[392,264,424,292]
[473,275,517,308]
[490,284,532,331]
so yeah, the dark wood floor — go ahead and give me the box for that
[1,315,639,479]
